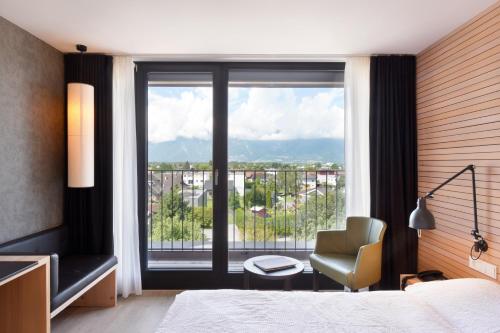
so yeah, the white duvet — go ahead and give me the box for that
[157,278,500,333]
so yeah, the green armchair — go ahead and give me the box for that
[310,216,387,291]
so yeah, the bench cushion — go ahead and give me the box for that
[51,255,117,311]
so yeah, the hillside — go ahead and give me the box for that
[149,138,344,163]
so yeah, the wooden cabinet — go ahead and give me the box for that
[0,255,50,333]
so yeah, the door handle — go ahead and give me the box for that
[214,169,219,186]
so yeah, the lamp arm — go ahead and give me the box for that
[425,164,473,198]
[419,164,487,256]
[423,164,481,239]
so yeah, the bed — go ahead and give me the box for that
[156,278,500,333]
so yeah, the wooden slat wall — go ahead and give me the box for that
[416,2,500,281]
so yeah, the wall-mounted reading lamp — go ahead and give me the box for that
[67,44,94,188]
[409,164,488,260]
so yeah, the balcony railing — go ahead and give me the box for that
[147,169,345,257]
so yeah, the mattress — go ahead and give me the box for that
[156,278,500,333]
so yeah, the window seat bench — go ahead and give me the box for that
[0,225,117,318]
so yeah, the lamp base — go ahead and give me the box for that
[474,238,488,253]
[471,230,488,253]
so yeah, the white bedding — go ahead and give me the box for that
[157,278,500,333]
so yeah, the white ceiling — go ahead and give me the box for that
[0,0,496,57]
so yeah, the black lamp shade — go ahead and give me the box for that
[409,197,436,230]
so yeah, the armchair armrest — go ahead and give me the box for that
[352,241,383,289]
[314,230,347,254]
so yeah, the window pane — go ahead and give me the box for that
[227,70,345,272]
[147,72,213,270]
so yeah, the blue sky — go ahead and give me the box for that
[148,87,344,143]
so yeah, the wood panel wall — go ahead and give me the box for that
[416,2,500,280]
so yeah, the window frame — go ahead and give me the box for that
[135,61,345,289]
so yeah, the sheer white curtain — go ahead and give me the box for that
[113,56,142,298]
[344,57,371,217]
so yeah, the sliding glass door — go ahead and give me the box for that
[135,62,344,289]
[226,67,345,272]
[147,72,215,270]
[136,63,226,288]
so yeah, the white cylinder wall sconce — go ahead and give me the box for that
[67,82,94,187]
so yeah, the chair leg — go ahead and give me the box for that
[312,269,320,291]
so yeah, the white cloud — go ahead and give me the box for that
[148,87,344,142]
[229,88,344,140]
[148,87,212,143]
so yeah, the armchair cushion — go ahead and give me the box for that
[310,253,356,287]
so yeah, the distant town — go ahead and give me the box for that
[147,161,345,250]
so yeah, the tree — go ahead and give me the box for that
[194,206,213,229]
[244,182,267,207]
[163,186,191,220]
[276,171,303,195]
[150,188,209,242]
[228,191,241,210]
[266,189,272,208]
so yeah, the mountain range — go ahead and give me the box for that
[149,138,344,163]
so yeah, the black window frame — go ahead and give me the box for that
[135,62,345,289]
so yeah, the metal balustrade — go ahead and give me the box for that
[147,169,345,256]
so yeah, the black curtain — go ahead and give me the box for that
[369,55,418,289]
[64,54,113,255]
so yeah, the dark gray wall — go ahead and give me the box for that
[0,17,64,243]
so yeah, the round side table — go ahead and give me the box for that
[243,255,304,291]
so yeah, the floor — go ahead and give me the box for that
[51,290,182,333]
